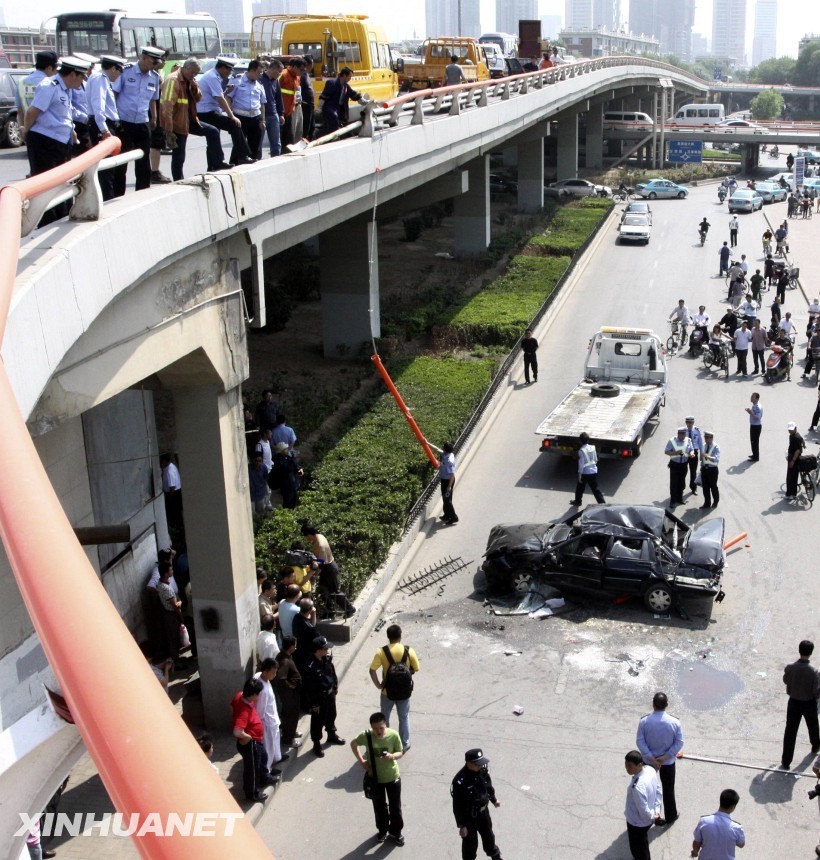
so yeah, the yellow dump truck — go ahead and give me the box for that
[251,13,398,109]
[398,37,491,91]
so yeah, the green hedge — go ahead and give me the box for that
[528,198,611,256]
[255,356,496,596]
[435,255,572,347]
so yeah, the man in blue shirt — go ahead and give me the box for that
[226,59,267,162]
[197,57,254,166]
[20,56,91,225]
[624,750,662,860]
[636,692,684,826]
[260,60,285,157]
[683,417,704,494]
[691,789,745,859]
[86,55,125,199]
[427,440,458,524]
[319,66,363,135]
[18,50,59,123]
[113,45,164,195]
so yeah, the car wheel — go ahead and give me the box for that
[2,114,21,147]
[648,192,657,200]
[590,382,621,398]
[677,191,685,199]
[643,582,674,613]
[511,570,533,595]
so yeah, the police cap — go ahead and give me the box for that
[215,56,238,68]
[312,636,331,651]
[59,57,92,77]
[465,748,489,765]
[73,51,100,65]
[100,55,127,70]
[140,46,166,60]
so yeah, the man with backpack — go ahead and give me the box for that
[369,625,420,751]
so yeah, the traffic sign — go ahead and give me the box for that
[668,140,703,164]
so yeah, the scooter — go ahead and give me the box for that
[765,344,793,382]
[688,327,707,357]
[717,186,726,204]
[699,228,707,245]
[769,147,779,159]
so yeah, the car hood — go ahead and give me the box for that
[681,517,725,570]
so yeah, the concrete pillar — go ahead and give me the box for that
[555,109,579,180]
[454,155,490,258]
[319,217,380,358]
[586,102,604,170]
[173,384,257,728]
[517,137,544,212]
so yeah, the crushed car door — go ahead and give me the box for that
[603,537,656,594]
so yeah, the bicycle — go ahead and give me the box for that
[702,340,732,377]
[794,451,818,506]
[666,320,687,354]
[613,188,636,202]
[762,238,772,257]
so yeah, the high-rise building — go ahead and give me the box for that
[185,0,252,34]
[565,0,620,31]
[252,0,307,16]
[751,0,777,66]
[426,0,481,37]
[496,0,537,35]
[628,0,695,60]
[712,0,747,66]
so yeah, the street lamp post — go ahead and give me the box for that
[457,0,462,36]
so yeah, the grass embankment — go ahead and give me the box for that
[255,199,612,597]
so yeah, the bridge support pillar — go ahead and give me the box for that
[585,102,604,170]
[173,383,257,729]
[555,109,579,181]
[319,216,380,357]
[454,155,490,258]
[517,137,544,212]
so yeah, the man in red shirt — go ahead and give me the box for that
[232,678,275,802]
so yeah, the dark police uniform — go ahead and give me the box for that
[303,637,345,751]
[451,749,503,860]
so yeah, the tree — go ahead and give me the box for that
[793,39,820,87]
[750,88,784,120]
[747,56,796,85]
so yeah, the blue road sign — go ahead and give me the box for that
[668,140,703,164]
[714,67,722,81]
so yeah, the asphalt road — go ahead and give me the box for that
[256,160,820,858]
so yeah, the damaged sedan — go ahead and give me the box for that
[481,505,725,613]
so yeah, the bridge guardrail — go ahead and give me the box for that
[0,140,273,858]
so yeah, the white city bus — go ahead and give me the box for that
[49,11,221,64]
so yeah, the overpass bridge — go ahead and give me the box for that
[710,80,820,112]
[0,57,706,856]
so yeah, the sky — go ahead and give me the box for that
[0,0,810,60]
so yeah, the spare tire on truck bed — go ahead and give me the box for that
[590,383,620,398]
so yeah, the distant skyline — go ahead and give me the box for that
[0,0,811,59]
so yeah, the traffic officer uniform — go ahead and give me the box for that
[451,749,503,860]
[197,59,253,165]
[700,432,720,508]
[23,57,92,224]
[664,428,694,506]
[303,637,345,753]
[18,51,58,119]
[683,417,704,493]
[113,46,163,195]
[227,70,266,162]
[572,434,605,506]
[86,56,125,199]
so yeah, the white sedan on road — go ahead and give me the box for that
[617,213,651,244]
[727,189,763,212]
[546,178,612,198]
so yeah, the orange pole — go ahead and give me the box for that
[0,142,273,858]
[372,354,439,468]
[723,532,748,550]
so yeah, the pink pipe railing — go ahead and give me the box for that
[0,141,273,858]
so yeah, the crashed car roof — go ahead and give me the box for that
[577,504,668,535]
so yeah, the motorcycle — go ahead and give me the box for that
[688,327,708,357]
[717,187,726,204]
[699,228,707,245]
[765,344,793,383]
[769,147,779,159]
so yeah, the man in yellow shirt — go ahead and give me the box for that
[369,625,420,751]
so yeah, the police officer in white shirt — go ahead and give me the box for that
[665,427,695,506]
[700,431,721,508]
[197,56,254,165]
[691,788,745,858]
[683,417,703,494]
[572,432,605,506]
